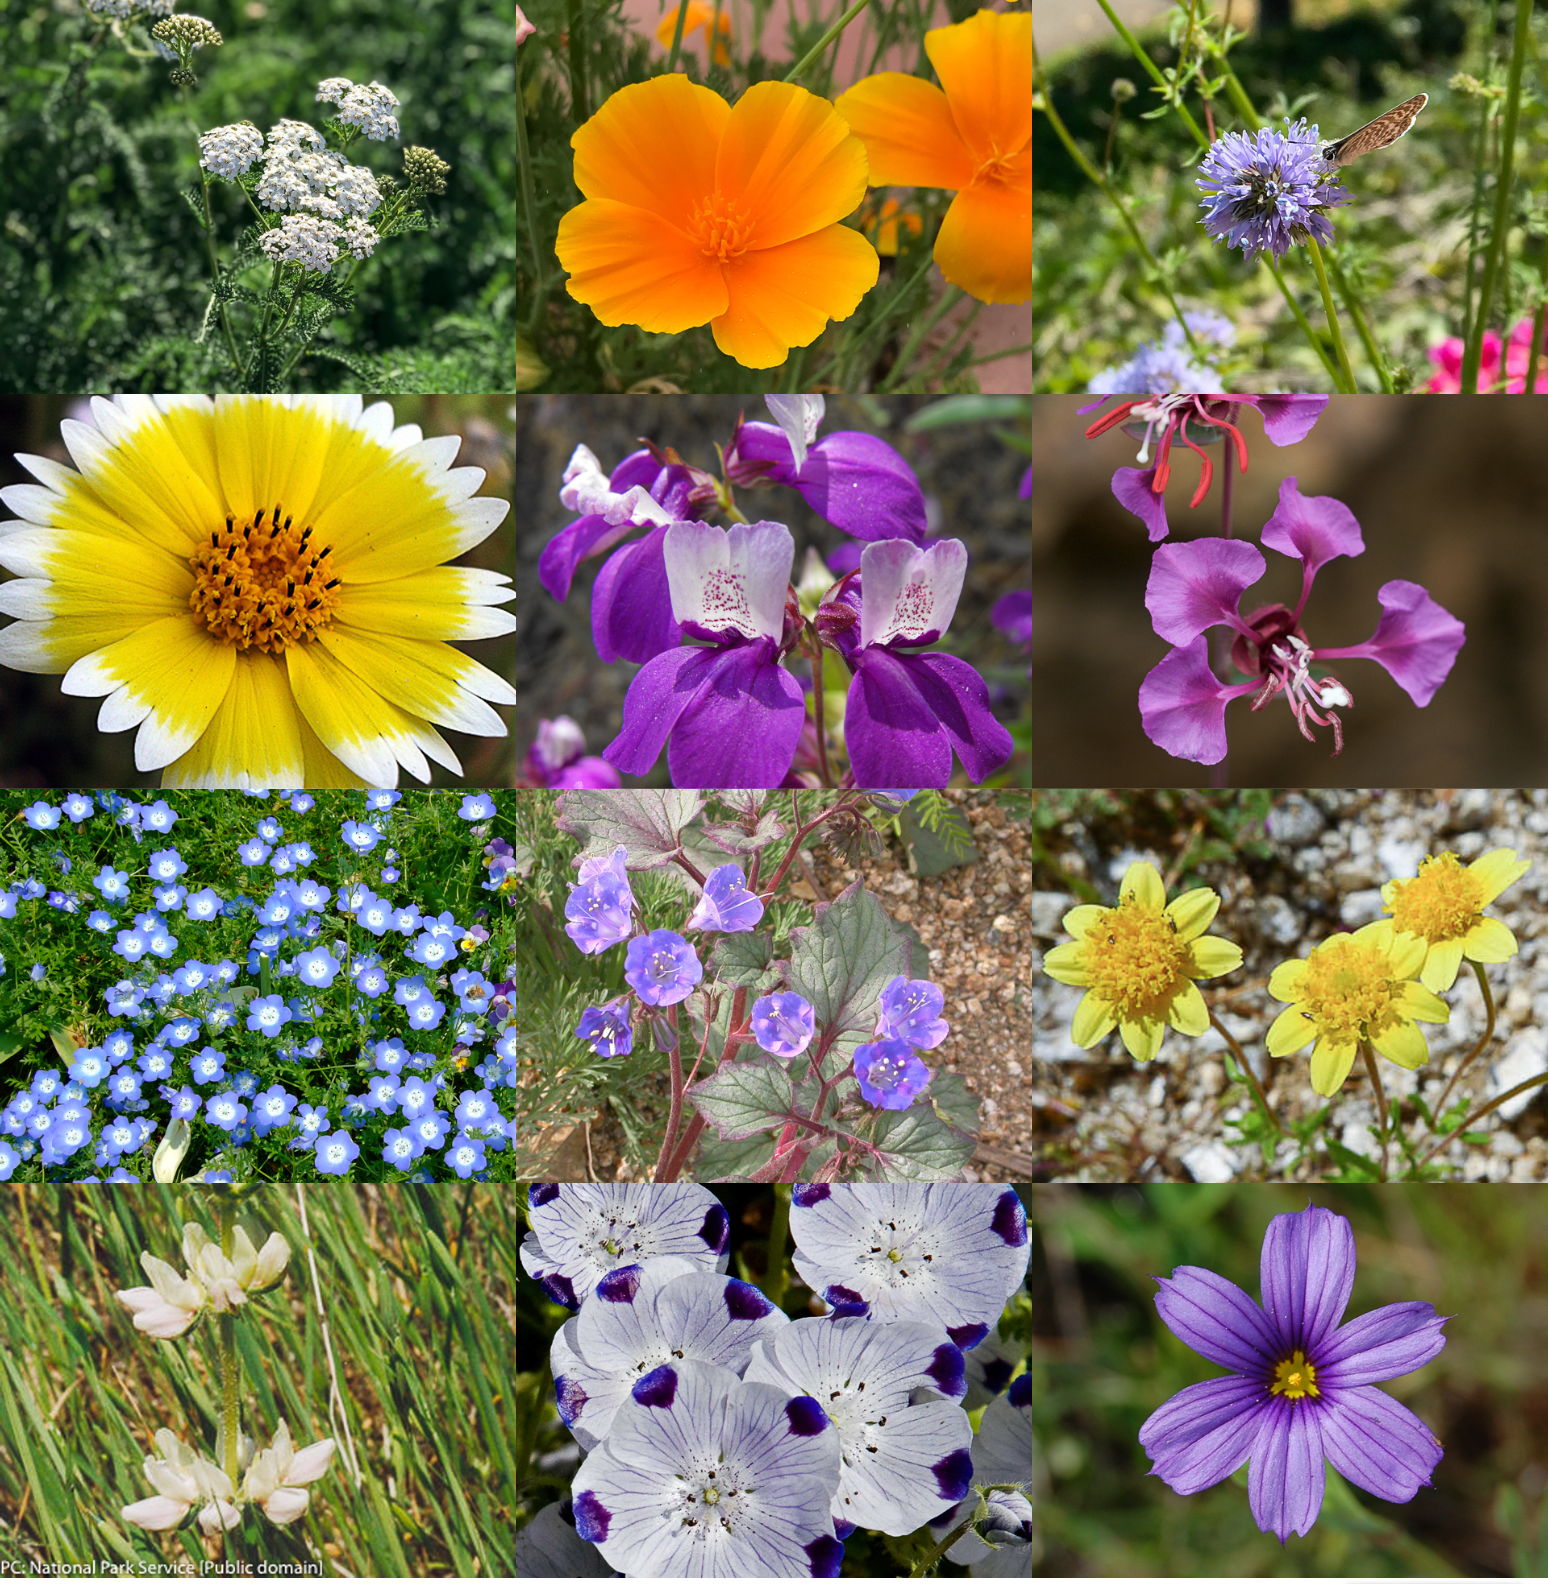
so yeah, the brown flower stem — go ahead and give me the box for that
[1208,1008,1280,1137]
[1361,1041,1389,1182]
[1431,961,1498,1122]
[1416,1071,1548,1171]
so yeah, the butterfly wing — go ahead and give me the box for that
[1321,93,1428,167]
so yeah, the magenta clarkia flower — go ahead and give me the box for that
[1140,1204,1447,1544]
[1138,477,1465,763]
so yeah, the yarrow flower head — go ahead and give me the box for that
[1139,1204,1448,1544]
[199,123,265,180]
[1196,117,1351,264]
[624,929,704,1006]
[1380,848,1530,992]
[322,79,401,142]
[1266,920,1450,1096]
[259,215,341,272]
[1138,477,1466,763]
[1041,860,1243,1062]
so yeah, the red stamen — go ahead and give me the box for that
[1179,428,1214,507]
[1082,401,1140,439]
[1152,424,1176,493]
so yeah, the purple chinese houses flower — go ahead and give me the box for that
[1139,1204,1448,1544]
[526,716,620,788]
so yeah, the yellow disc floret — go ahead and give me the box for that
[1295,938,1403,1049]
[1082,897,1192,1020]
[1269,1349,1320,1400]
[1386,853,1483,943]
[1381,847,1530,993]
[187,506,342,655]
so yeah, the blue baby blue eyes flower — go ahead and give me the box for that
[86,909,115,934]
[313,1130,360,1176]
[140,799,178,832]
[146,848,187,882]
[93,866,130,900]
[257,816,284,843]
[445,1133,487,1178]
[22,801,60,831]
[205,1092,248,1131]
[62,792,97,823]
[876,976,949,1050]
[296,947,340,987]
[624,930,703,1007]
[853,1039,931,1110]
[247,994,293,1036]
[576,1000,633,1060]
[364,790,401,811]
[184,887,223,920]
[564,846,635,955]
[459,793,497,820]
[751,993,816,1059]
[237,838,272,866]
[340,819,381,853]
[686,864,764,934]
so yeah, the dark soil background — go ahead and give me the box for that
[513,395,1031,782]
[1032,395,1546,786]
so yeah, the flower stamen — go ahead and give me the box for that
[1269,1348,1320,1400]
[187,506,341,654]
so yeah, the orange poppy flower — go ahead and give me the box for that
[555,75,880,369]
[860,193,923,257]
[655,1,731,67]
[835,8,1031,305]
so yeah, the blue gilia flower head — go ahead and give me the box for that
[876,976,950,1049]
[685,864,765,934]
[744,1316,973,1536]
[790,1186,1030,1349]
[1196,118,1351,263]
[571,1360,844,1578]
[576,999,633,1060]
[751,992,816,1059]
[853,1038,932,1110]
[564,845,635,955]
[1139,1203,1448,1544]
[624,930,703,1007]
[522,1183,731,1309]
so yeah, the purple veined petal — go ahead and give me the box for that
[847,649,1013,788]
[1139,1375,1267,1494]
[1260,476,1365,615]
[1247,1395,1325,1544]
[1315,1301,1448,1387]
[860,538,966,648]
[1258,1205,1356,1357]
[1250,394,1330,447]
[539,513,643,602]
[591,524,682,664]
[1111,465,1170,542]
[1317,1383,1444,1504]
[1138,638,1258,765]
[764,395,825,473]
[604,646,702,776]
[664,520,794,644]
[1145,537,1266,645]
[552,1314,625,1453]
[1153,1265,1280,1374]
[560,443,679,527]
[1315,580,1466,707]
[663,640,807,790]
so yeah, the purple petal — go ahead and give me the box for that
[591,526,682,664]
[571,1489,610,1542]
[1112,466,1171,541]
[925,1344,966,1399]
[603,647,701,776]
[931,1446,973,1501]
[847,650,1013,787]
[1138,638,1257,765]
[1145,537,1265,645]
[1139,1375,1265,1493]
[1251,395,1330,446]
[1259,1205,1355,1357]
[1248,1397,1325,1543]
[1316,1301,1448,1387]
[699,1204,730,1253]
[664,641,806,789]
[725,1280,774,1321]
[793,1186,830,1207]
[632,1365,677,1407]
[990,1189,1027,1247]
[538,514,641,602]
[737,423,928,542]
[1317,1385,1444,1503]
[785,1395,828,1436]
[805,1535,845,1575]
[1316,580,1466,707]
[1153,1266,1278,1374]
[1260,476,1364,583]
[946,1322,988,1351]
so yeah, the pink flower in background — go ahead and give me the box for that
[1424,317,1548,393]
[516,6,535,45]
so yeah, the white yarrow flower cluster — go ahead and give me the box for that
[340,217,379,259]
[330,79,402,141]
[259,214,341,273]
[199,123,265,180]
[84,0,173,18]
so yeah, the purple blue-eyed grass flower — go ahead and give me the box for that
[876,976,949,1049]
[575,998,633,1060]
[686,864,764,933]
[751,992,816,1059]
[852,1039,932,1110]
[1138,477,1465,763]
[1138,1204,1448,1544]
[1195,118,1351,265]
[564,845,635,955]
[624,930,703,1007]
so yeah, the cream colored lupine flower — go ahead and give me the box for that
[1265,921,1449,1096]
[116,1254,206,1339]
[121,1429,239,1534]
[183,1221,290,1311]
[1041,860,1243,1062]
[241,1420,337,1525]
[0,396,515,787]
[1381,847,1530,992]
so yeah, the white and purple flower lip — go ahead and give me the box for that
[1139,1203,1448,1544]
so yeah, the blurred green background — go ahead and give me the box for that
[1031,1185,1548,1576]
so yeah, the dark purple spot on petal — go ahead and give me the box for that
[827,1300,870,1321]
[793,1185,831,1207]
[947,1322,988,1351]
[927,1343,966,1399]
[699,1204,730,1253]
[990,1188,1027,1246]
[633,1364,678,1408]
[1008,1373,1030,1409]
[554,1375,589,1426]
[528,1182,559,1208]
[980,1358,1014,1397]
[832,1519,856,1542]
[597,1265,642,1303]
[572,1489,610,1542]
[785,1395,829,1437]
[725,1279,774,1321]
[558,1496,576,1527]
[539,1271,578,1309]
[932,1446,974,1502]
[805,1535,844,1575]
[824,1283,864,1308]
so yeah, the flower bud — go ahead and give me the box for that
[153,1118,191,1183]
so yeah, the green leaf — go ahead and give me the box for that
[709,931,778,990]
[48,1026,80,1061]
[903,395,1028,431]
[693,1128,781,1180]
[699,806,788,855]
[925,1070,980,1136]
[0,1027,23,1061]
[785,880,915,1036]
[688,1056,803,1140]
[860,1103,976,1181]
[555,790,707,869]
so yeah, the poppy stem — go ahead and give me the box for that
[783,0,872,85]
[1360,1041,1390,1181]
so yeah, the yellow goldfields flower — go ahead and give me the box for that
[1041,860,1242,1062]
[0,396,515,787]
[1266,921,1449,1097]
[1381,848,1530,992]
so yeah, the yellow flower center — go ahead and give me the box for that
[1298,938,1399,1044]
[973,143,1018,186]
[1386,853,1482,943]
[187,506,341,654]
[1082,896,1189,1019]
[690,191,754,263]
[1269,1349,1319,1400]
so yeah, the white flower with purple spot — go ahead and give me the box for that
[790,1186,1029,1349]
[521,1184,730,1309]
[551,1254,791,1451]
[927,1375,1033,1567]
[571,1359,844,1578]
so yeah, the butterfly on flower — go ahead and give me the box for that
[1318,93,1427,168]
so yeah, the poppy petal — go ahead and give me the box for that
[933,173,1031,305]
[833,74,974,190]
[923,10,1032,170]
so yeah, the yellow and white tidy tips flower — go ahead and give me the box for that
[1041,860,1243,1062]
[121,1429,239,1535]
[1380,847,1531,993]
[240,1420,337,1525]
[0,396,515,787]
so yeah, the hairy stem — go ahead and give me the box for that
[1360,1041,1389,1182]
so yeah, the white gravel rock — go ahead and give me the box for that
[1180,1142,1239,1183]
[1488,1029,1548,1121]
